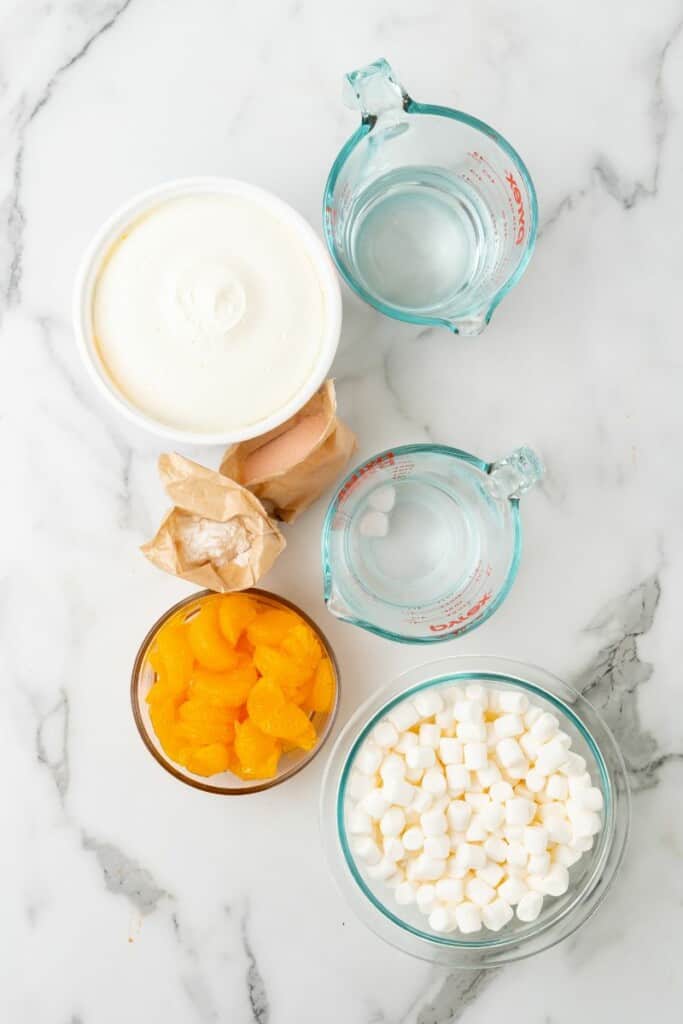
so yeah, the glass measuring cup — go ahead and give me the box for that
[321,444,543,643]
[323,59,538,335]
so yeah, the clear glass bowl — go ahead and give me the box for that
[320,657,629,966]
[131,588,340,795]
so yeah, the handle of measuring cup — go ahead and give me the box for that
[487,446,545,500]
[343,58,411,121]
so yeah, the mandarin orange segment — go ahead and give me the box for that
[218,594,259,646]
[252,644,302,691]
[234,719,281,778]
[190,661,258,708]
[310,657,335,713]
[188,602,240,671]
[150,624,194,698]
[176,699,237,745]
[281,622,322,676]
[247,678,317,750]
[183,742,232,777]
[247,608,299,647]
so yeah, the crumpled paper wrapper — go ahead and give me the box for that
[141,453,286,592]
[219,380,357,523]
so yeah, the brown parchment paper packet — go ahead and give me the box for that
[140,453,286,592]
[219,380,357,523]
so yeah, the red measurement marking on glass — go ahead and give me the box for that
[428,591,493,633]
[337,452,396,505]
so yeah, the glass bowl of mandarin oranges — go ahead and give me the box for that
[131,589,339,793]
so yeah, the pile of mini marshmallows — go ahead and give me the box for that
[346,683,603,935]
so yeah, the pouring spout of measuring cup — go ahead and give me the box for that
[343,58,411,122]
[487,446,545,501]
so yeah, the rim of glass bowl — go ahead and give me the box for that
[320,444,522,644]
[322,103,538,332]
[320,656,630,966]
[131,588,341,795]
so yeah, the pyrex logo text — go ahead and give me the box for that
[505,171,525,245]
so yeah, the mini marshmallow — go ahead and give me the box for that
[453,700,484,724]
[414,856,447,882]
[380,753,406,782]
[505,841,528,868]
[505,798,535,826]
[525,769,546,793]
[464,792,490,811]
[524,705,543,728]
[424,835,451,860]
[414,689,444,717]
[486,723,498,748]
[568,772,592,795]
[480,802,504,832]
[527,852,551,876]
[435,877,464,903]
[380,807,406,837]
[416,883,437,912]
[496,737,525,768]
[368,484,396,513]
[576,786,604,812]
[520,732,542,760]
[477,762,502,788]
[504,760,530,781]
[465,815,488,843]
[388,701,421,732]
[482,899,514,932]
[438,738,463,765]
[366,857,397,880]
[348,772,374,800]
[396,731,419,755]
[395,881,417,905]
[406,745,436,770]
[569,834,594,852]
[553,845,582,868]
[431,795,450,814]
[560,752,587,776]
[489,781,514,803]
[410,788,433,815]
[447,800,472,832]
[545,773,569,801]
[541,863,570,896]
[523,826,548,855]
[466,877,495,907]
[446,764,471,795]
[530,712,559,742]
[422,767,447,796]
[360,510,389,537]
[465,683,489,706]
[503,824,524,842]
[455,902,482,934]
[513,784,535,802]
[383,837,405,862]
[429,906,456,933]
[356,743,383,776]
[418,723,442,749]
[405,765,425,784]
[497,690,529,714]
[446,855,468,879]
[382,779,416,807]
[535,737,569,775]
[538,801,568,822]
[448,831,466,851]
[353,836,381,865]
[421,809,448,836]
[498,877,528,905]
[373,721,399,749]
[464,741,488,771]
[494,713,525,739]
[484,836,508,863]
[361,790,390,820]
[402,825,425,851]
[477,860,504,887]
[545,817,572,845]
[454,842,487,870]
[569,810,602,839]
[348,808,373,835]
[457,722,488,742]
[516,891,543,922]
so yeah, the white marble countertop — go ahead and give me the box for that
[3,1,682,1020]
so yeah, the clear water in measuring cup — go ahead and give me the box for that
[346,476,482,608]
[345,166,499,315]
